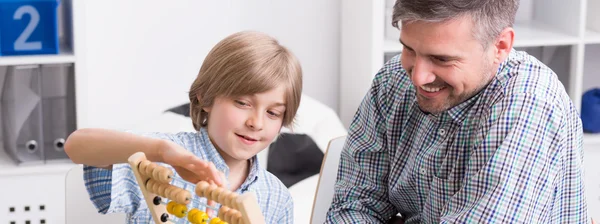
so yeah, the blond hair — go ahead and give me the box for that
[188,31,303,131]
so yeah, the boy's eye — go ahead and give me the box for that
[235,100,249,106]
[268,110,281,117]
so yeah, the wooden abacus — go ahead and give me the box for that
[127,152,265,224]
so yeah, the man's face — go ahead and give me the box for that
[400,16,497,114]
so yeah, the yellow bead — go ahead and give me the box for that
[191,210,209,223]
[173,204,187,218]
[166,201,177,214]
[209,217,222,224]
[187,208,200,223]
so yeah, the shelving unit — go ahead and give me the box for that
[0,52,76,66]
[0,0,85,223]
[341,0,600,219]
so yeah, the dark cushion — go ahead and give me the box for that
[267,133,324,188]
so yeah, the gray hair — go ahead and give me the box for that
[392,0,519,48]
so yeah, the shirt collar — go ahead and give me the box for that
[198,128,260,191]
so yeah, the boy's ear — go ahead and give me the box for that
[197,94,211,112]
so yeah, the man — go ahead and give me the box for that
[326,0,589,223]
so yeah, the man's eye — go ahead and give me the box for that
[433,56,449,63]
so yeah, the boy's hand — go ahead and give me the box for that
[158,140,226,187]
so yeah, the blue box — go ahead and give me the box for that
[0,0,60,56]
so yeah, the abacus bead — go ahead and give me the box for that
[158,168,173,183]
[209,217,223,224]
[176,189,192,204]
[152,181,161,194]
[187,208,200,223]
[146,180,156,193]
[146,163,158,177]
[233,212,242,224]
[164,185,176,198]
[211,188,224,204]
[157,183,168,197]
[166,201,177,214]
[195,181,210,197]
[205,184,218,201]
[225,209,237,222]
[191,210,209,224]
[169,188,183,201]
[228,192,239,210]
[217,190,231,208]
[218,206,230,220]
[173,204,187,218]
[152,166,163,181]
[139,160,151,176]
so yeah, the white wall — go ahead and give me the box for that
[80,0,340,129]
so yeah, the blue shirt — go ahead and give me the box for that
[326,49,589,223]
[83,128,293,223]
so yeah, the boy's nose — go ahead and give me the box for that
[246,113,264,130]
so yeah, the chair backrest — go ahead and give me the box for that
[65,165,126,224]
[310,136,346,224]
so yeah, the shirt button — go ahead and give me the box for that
[439,128,446,136]
[420,169,426,175]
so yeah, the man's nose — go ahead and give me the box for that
[410,56,436,87]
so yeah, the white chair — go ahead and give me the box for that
[309,136,346,224]
[65,165,126,224]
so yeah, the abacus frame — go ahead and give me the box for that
[127,152,266,224]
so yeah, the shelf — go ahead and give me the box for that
[585,133,600,145]
[513,23,579,47]
[0,144,77,176]
[585,30,600,44]
[0,51,75,66]
[383,22,577,52]
[384,39,403,53]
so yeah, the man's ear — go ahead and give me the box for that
[493,27,514,64]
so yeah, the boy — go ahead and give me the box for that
[65,30,302,223]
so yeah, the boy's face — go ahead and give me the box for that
[203,86,286,163]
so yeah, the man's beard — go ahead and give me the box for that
[415,60,495,115]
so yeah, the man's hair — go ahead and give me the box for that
[188,31,303,130]
[392,0,519,47]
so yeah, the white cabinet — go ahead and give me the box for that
[585,142,600,219]
[0,0,85,223]
[341,0,600,219]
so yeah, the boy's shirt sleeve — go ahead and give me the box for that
[83,163,145,215]
[82,131,188,215]
[276,192,294,224]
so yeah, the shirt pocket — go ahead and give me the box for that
[422,174,461,223]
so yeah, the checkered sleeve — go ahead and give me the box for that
[276,192,294,224]
[439,92,588,223]
[325,66,398,223]
[83,163,147,215]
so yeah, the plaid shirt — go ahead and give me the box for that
[326,49,588,223]
[83,128,293,223]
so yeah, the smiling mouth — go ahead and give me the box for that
[236,133,258,141]
[421,86,446,93]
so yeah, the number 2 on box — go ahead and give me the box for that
[13,5,42,51]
